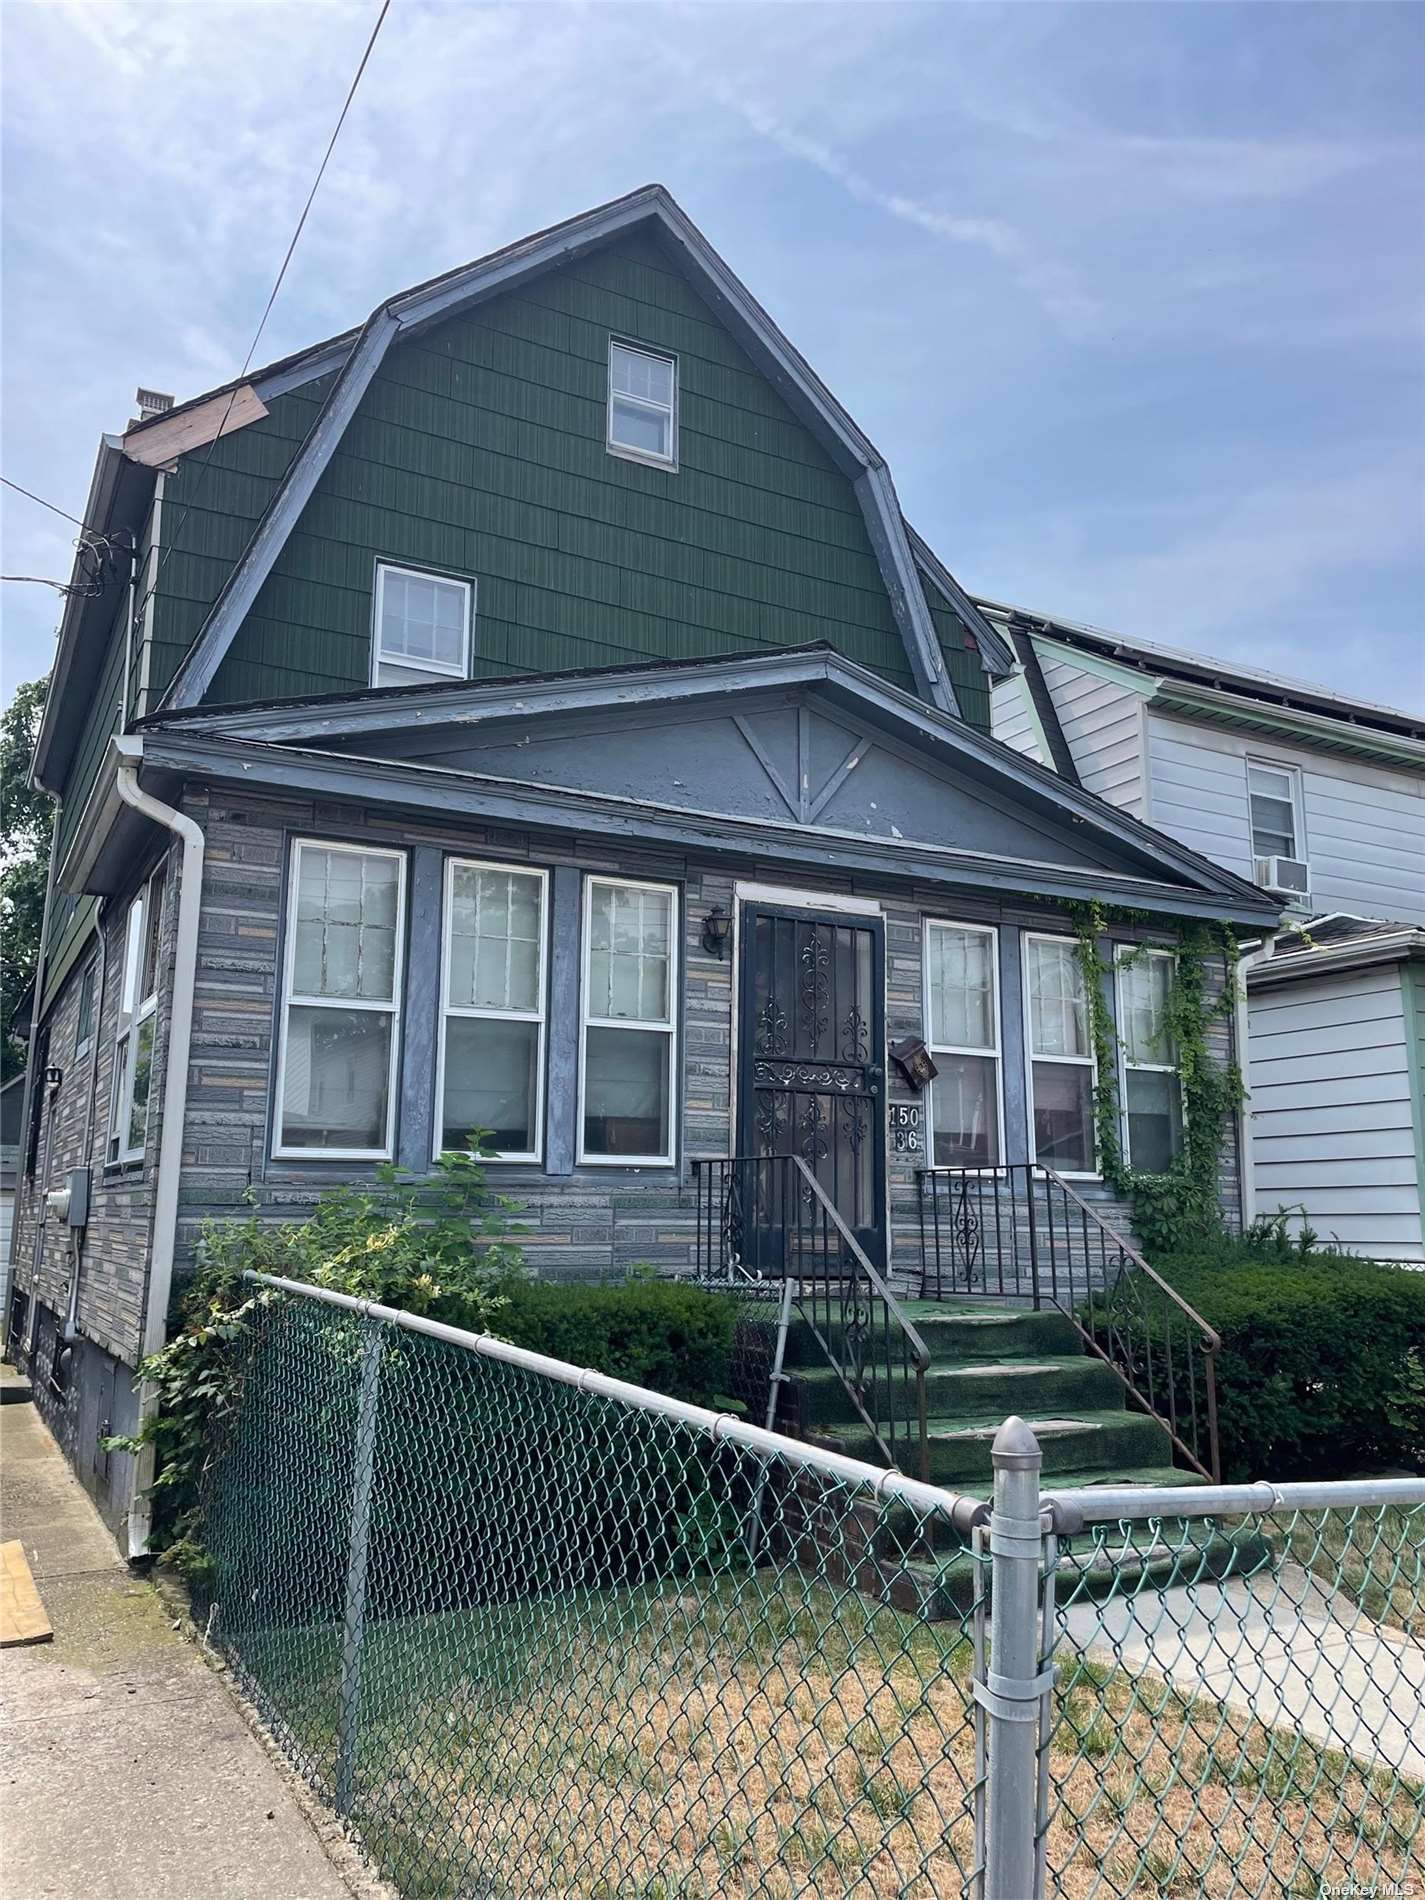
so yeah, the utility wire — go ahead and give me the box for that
[1,475,101,539]
[130,0,395,639]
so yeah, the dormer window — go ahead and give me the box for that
[607,341,677,469]
[371,563,472,687]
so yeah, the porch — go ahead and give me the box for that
[691,1153,1223,1493]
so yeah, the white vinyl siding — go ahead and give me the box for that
[1148,714,1425,923]
[1246,966,1423,1261]
[1035,648,1148,816]
[989,673,1047,766]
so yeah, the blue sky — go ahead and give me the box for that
[2,0,1421,714]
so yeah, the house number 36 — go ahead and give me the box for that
[889,1103,922,1153]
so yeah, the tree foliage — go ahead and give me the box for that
[1,675,53,1080]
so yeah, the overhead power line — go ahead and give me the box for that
[132,0,393,638]
[1,475,101,538]
[10,0,392,636]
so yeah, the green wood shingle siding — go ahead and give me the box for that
[141,232,988,728]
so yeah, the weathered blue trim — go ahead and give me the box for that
[905,524,1016,679]
[152,186,977,724]
[149,644,1279,914]
[998,927,1031,1166]
[854,465,958,715]
[544,866,582,1176]
[161,309,400,711]
[136,729,1282,926]
[732,713,799,818]
[398,845,444,1172]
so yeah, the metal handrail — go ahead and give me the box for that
[694,1156,932,1483]
[917,1163,1222,1482]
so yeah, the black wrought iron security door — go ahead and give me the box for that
[737,904,887,1266]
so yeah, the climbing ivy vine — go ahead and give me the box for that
[1068,901,1243,1260]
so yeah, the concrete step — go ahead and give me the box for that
[792,1355,1124,1427]
[827,1407,1173,1487]
[778,1301,1082,1370]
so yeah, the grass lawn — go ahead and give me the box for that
[218,1550,1422,1900]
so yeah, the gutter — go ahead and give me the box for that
[109,735,205,1558]
[1246,929,1425,989]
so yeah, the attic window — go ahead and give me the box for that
[607,341,677,469]
[371,564,473,687]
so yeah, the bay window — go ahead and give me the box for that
[108,866,166,1164]
[924,921,1001,1166]
[274,841,405,1158]
[1025,934,1097,1175]
[579,877,677,1164]
[438,860,548,1161]
[1116,947,1183,1174]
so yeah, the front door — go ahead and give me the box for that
[737,903,887,1266]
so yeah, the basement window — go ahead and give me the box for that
[371,563,473,687]
[607,341,677,469]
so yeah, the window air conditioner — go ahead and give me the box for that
[1254,855,1311,901]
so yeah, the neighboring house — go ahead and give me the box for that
[986,601,1425,1261]
[6,186,1278,1546]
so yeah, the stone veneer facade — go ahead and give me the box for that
[9,781,1242,1533]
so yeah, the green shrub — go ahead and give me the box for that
[1153,1247,1425,1481]
[496,1273,735,1408]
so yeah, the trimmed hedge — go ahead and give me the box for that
[496,1274,735,1408]
[1155,1247,1425,1481]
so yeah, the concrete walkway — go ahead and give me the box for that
[1061,1564,1425,1784]
[1,1395,362,1900]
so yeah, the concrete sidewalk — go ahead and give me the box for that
[1,1394,363,1900]
[1061,1564,1425,1784]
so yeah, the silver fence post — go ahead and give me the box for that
[336,1318,384,1817]
[979,1416,1049,1900]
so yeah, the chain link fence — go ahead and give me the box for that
[202,1277,1425,1898]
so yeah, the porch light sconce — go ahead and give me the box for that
[701,905,732,959]
[43,1065,63,1092]
[889,1037,937,1091]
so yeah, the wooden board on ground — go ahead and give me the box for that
[0,1538,53,1647]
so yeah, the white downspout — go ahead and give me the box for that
[1233,930,1278,1231]
[110,735,204,1558]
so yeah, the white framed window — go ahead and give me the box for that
[74,960,97,1062]
[273,840,406,1159]
[578,876,678,1165]
[607,340,677,469]
[1024,933,1097,1177]
[107,866,166,1164]
[1247,759,1305,861]
[370,563,473,687]
[1116,947,1184,1175]
[436,860,548,1163]
[924,921,1003,1168]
